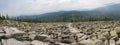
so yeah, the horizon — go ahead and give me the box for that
[0,0,120,16]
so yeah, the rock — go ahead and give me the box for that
[0,33,5,39]
[29,34,36,40]
[114,27,120,33]
[61,39,73,44]
[31,40,49,45]
[76,43,86,45]
[79,39,94,45]
[116,38,120,45]
[99,29,110,32]
[0,29,4,33]
[68,23,80,33]
[58,43,70,45]
[49,41,61,45]
[2,21,120,45]
[93,39,104,45]
[34,34,50,42]
[76,33,84,38]
[79,35,88,41]
[1,38,30,45]
[11,33,31,41]
[3,27,25,35]
[110,30,117,37]
[110,40,115,45]
[61,35,73,44]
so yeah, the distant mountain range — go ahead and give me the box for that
[14,4,120,22]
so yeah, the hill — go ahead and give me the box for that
[14,4,120,22]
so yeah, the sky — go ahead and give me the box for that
[0,0,120,16]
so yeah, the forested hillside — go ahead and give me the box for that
[13,4,120,22]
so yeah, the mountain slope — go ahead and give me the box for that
[14,4,120,22]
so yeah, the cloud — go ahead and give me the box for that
[0,0,120,16]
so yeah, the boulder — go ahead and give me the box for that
[34,34,50,42]
[3,27,25,35]
[93,39,104,45]
[99,29,110,32]
[114,27,120,37]
[31,40,49,45]
[78,39,94,45]
[114,27,120,33]
[1,38,30,45]
[110,40,115,45]
[61,35,74,44]
[29,34,36,40]
[61,39,73,44]
[110,30,117,37]
[116,38,120,45]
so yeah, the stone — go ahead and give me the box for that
[0,29,4,33]
[93,39,104,45]
[2,20,120,45]
[61,39,73,44]
[31,40,49,45]
[3,27,25,35]
[79,39,94,45]
[110,40,115,45]
[99,29,110,32]
[110,30,117,37]
[61,35,73,44]
[34,34,50,42]
[116,38,120,45]
[114,27,120,33]
[29,34,36,40]
[1,38,30,45]
[11,33,31,41]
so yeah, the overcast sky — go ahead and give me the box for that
[0,0,120,16]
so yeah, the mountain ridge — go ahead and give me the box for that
[13,4,120,22]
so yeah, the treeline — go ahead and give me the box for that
[14,16,116,23]
[12,10,120,23]
[0,13,9,22]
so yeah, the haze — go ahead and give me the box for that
[0,0,120,16]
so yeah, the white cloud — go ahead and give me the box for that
[0,0,120,16]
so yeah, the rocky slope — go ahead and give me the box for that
[0,20,120,45]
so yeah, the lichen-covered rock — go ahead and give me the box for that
[31,40,49,45]
[78,39,94,45]
[34,34,50,42]
[3,27,25,35]
[114,27,120,33]
[61,39,73,44]
[110,30,117,37]
[1,38,30,45]
[110,40,115,45]
[11,33,32,41]
[116,38,120,45]
[1,21,120,45]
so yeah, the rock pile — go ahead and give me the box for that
[0,20,120,45]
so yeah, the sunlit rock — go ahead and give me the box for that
[1,38,30,45]
[114,27,120,33]
[110,30,117,37]
[34,34,50,42]
[110,40,115,45]
[31,40,49,45]
[3,27,25,35]
[79,39,94,45]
